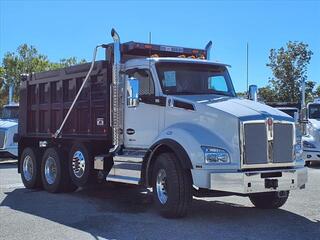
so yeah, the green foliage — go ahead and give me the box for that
[258,86,276,102]
[236,91,247,98]
[266,41,313,102]
[305,81,316,102]
[0,44,86,107]
[1,44,51,102]
[315,85,320,97]
[0,67,7,107]
[49,57,86,70]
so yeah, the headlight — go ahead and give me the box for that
[303,141,316,149]
[202,146,230,164]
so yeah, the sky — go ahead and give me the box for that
[0,0,319,92]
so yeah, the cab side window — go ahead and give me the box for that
[130,69,155,101]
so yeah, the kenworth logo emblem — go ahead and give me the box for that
[266,117,274,163]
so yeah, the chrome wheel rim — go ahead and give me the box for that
[45,156,57,185]
[156,169,168,204]
[23,155,33,181]
[72,151,85,178]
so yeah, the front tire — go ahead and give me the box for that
[20,147,42,189]
[249,191,289,209]
[152,152,192,218]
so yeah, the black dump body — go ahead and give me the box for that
[19,60,112,141]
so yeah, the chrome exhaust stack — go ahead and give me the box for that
[109,28,123,153]
[111,28,121,65]
[205,41,212,60]
[248,85,258,102]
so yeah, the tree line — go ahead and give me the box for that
[241,41,319,103]
[0,44,85,108]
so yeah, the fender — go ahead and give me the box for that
[150,138,193,168]
[143,138,193,187]
[142,122,237,186]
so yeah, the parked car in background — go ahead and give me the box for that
[0,103,19,158]
[266,102,300,120]
[276,107,299,119]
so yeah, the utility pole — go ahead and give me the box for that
[302,78,306,111]
[246,42,249,93]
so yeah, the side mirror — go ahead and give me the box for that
[127,77,139,107]
[248,85,258,101]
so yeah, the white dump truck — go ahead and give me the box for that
[17,29,307,218]
[302,99,320,165]
[0,88,19,159]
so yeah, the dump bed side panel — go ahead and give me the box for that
[19,61,112,140]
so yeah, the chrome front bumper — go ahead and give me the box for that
[210,167,308,194]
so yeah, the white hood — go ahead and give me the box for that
[309,119,320,129]
[306,119,320,144]
[0,119,18,129]
[173,95,293,122]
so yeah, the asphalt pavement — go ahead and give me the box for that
[0,161,319,240]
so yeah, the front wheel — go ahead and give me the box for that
[249,191,289,209]
[152,153,192,218]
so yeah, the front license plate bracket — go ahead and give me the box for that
[265,178,278,189]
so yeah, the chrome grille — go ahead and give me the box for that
[242,121,294,168]
[0,130,6,149]
[243,123,268,165]
[273,123,294,163]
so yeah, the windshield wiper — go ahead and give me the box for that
[173,91,198,95]
[165,89,234,96]
[213,92,233,97]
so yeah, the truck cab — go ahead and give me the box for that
[0,103,19,158]
[302,100,320,164]
[17,29,308,218]
[104,33,306,216]
[115,55,307,186]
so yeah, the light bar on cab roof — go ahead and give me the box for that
[122,41,207,59]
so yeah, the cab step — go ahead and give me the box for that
[106,149,147,185]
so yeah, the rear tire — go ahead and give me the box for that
[249,191,289,209]
[20,147,42,189]
[68,142,93,187]
[41,147,76,193]
[152,152,192,218]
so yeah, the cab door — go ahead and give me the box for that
[124,68,160,148]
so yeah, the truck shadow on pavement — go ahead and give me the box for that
[308,163,320,169]
[1,182,319,240]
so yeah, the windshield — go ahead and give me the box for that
[156,62,236,96]
[309,104,320,119]
[1,106,19,119]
